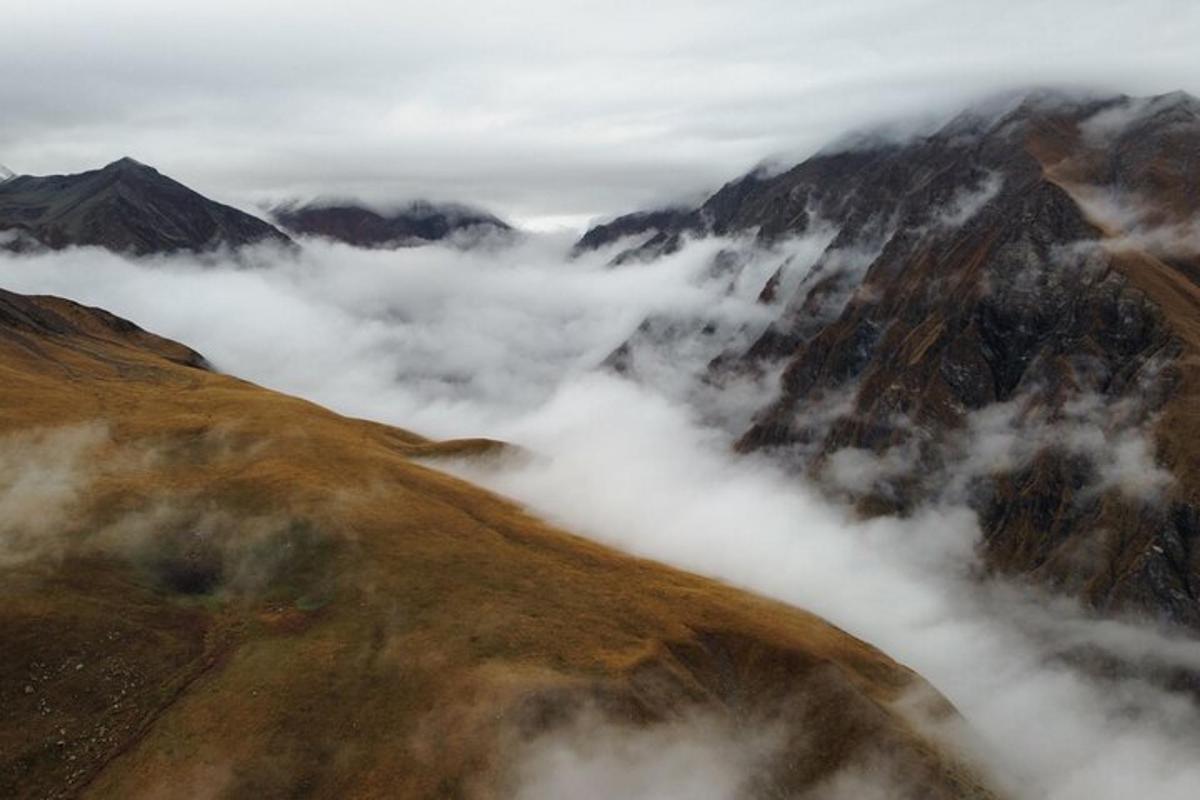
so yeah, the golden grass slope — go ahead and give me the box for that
[0,289,996,799]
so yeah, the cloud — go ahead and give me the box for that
[3,233,1200,798]
[1079,91,1200,147]
[1068,185,1200,257]
[932,172,1004,229]
[512,710,778,800]
[454,373,1200,800]
[953,392,1172,503]
[0,233,810,437]
[1079,96,1156,145]
[823,443,915,496]
[0,416,334,604]
[0,422,109,565]
[816,378,1172,538]
[4,2,1200,225]
[597,229,836,430]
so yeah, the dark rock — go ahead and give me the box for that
[602,90,1200,631]
[271,199,512,248]
[573,207,702,259]
[0,158,292,255]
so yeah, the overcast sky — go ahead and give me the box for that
[3,0,1199,228]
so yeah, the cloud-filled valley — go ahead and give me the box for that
[6,2,1200,785]
[3,223,1200,797]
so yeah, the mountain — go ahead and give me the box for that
[585,90,1200,631]
[0,289,996,798]
[0,165,15,184]
[271,199,513,248]
[572,206,702,263]
[0,158,292,255]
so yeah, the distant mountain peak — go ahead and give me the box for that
[0,158,291,255]
[0,164,14,184]
[1151,88,1200,110]
[1139,89,1200,123]
[271,197,514,249]
[106,156,148,169]
[100,156,161,180]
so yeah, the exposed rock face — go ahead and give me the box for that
[0,158,292,255]
[271,199,512,248]
[587,91,1200,630]
[573,207,703,263]
[0,289,997,799]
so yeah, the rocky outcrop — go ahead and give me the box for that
[0,158,291,255]
[271,199,512,248]
[592,91,1200,631]
[573,206,703,263]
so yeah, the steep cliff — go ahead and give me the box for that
[582,91,1200,630]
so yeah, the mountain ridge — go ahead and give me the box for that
[586,89,1200,631]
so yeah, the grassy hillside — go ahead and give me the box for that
[0,289,995,799]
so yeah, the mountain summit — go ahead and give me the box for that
[0,158,291,254]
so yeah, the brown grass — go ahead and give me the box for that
[0,291,996,799]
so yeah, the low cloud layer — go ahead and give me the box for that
[0,235,800,436]
[464,374,1200,800]
[3,235,1200,798]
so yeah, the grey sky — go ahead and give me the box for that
[3,0,1199,228]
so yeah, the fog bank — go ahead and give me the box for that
[3,235,1200,797]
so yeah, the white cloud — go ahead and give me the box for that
[0,422,109,565]
[455,373,1200,800]
[933,173,1004,229]
[3,2,1200,224]
[513,711,777,800]
[1068,185,1200,257]
[954,393,1172,502]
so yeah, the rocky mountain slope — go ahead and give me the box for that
[572,206,701,263]
[271,199,512,248]
[0,159,291,255]
[0,289,996,798]
[582,90,1200,631]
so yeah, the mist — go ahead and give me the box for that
[0,422,109,566]
[513,710,781,800]
[3,233,1200,798]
